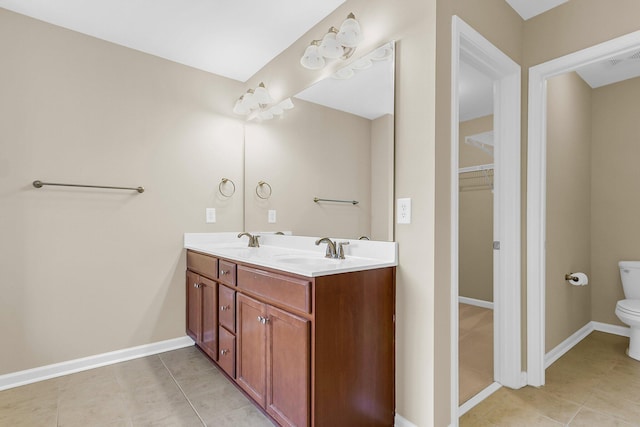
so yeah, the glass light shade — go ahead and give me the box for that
[258,111,274,120]
[241,91,258,110]
[336,18,362,48]
[318,32,343,59]
[351,58,372,70]
[269,105,284,116]
[332,67,355,80]
[370,45,393,61]
[233,97,250,115]
[300,44,325,70]
[252,84,273,105]
[279,98,294,110]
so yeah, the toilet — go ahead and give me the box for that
[615,261,640,361]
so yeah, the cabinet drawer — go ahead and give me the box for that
[237,266,311,314]
[218,260,237,287]
[218,285,236,332]
[218,326,236,378]
[187,251,218,280]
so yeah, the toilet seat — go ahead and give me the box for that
[616,299,640,315]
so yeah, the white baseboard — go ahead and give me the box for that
[544,321,631,369]
[545,322,594,368]
[458,296,494,310]
[395,413,418,427]
[458,381,502,417]
[0,336,194,391]
[593,321,630,337]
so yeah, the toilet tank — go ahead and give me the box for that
[619,261,640,299]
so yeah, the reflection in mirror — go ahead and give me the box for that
[244,42,395,241]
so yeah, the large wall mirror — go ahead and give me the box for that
[244,42,395,241]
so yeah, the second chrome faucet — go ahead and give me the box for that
[238,232,260,247]
[315,237,349,259]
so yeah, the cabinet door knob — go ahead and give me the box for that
[221,270,229,276]
[256,316,269,324]
[220,349,229,356]
[257,315,263,323]
[220,305,230,311]
[193,282,199,288]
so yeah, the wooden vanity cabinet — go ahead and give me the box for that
[186,249,395,427]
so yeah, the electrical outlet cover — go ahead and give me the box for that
[397,198,411,224]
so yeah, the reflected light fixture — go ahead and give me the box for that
[331,42,393,80]
[233,82,294,121]
[300,13,362,70]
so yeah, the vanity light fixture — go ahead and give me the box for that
[331,42,393,80]
[233,83,294,121]
[300,13,362,70]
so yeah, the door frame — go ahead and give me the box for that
[526,29,640,387]
[451,16,522,422]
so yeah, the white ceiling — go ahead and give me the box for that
[505,0,569,20]
[576,50,640,88]
[0,0,346,82]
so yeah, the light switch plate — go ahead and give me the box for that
[268,210,277,223]
[397,198,411,224]
[206,208,216,223]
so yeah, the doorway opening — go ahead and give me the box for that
[450,16,522,422]
[527,29,640,387]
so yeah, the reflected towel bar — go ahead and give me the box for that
[313,197,358,205]
[33,180,145,193]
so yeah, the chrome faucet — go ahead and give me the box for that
[315,237,337,258]
[238,232,260,248]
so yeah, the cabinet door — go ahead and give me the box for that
[199,276,218,361]
[236,293,267,407]
[266,305,310,427]
[218,326,236,378]
[186,270,201,342]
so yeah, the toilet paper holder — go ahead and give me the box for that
[565,273,580,282]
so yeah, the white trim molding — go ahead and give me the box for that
[451,15,521,427]
[458,296,494,310]
[526,29,640,387]
[0,336,194,391]
[544,321,631,369]
[394,413,418,427]
[458,382,502,417]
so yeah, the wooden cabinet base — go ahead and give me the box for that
[187,250,395,427]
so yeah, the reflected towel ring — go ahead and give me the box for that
[256,181,272,200]
[219,178,236,198]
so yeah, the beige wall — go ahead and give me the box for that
[0,9,245,374]
[591,77,640,325]
[371,114,394,241]
[244,99,372,238]
[459,115,494,302]
[544,73,592,351]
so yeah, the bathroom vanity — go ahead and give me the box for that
[184,233,397,427]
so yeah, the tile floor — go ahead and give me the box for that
[462,331,640,426]
[0,346,275,427]
[459,303,494,404]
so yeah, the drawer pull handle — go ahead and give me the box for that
[257,316,270,325]
[193,283,199,288]
[221,270,229,276]
[220,305,230,311]
[220,349,229,356]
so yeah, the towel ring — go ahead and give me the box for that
[256,181,272,200]
[219,178,236,198]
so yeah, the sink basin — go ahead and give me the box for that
[273,254,344,267]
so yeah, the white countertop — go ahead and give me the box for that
[184,232,398,277]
